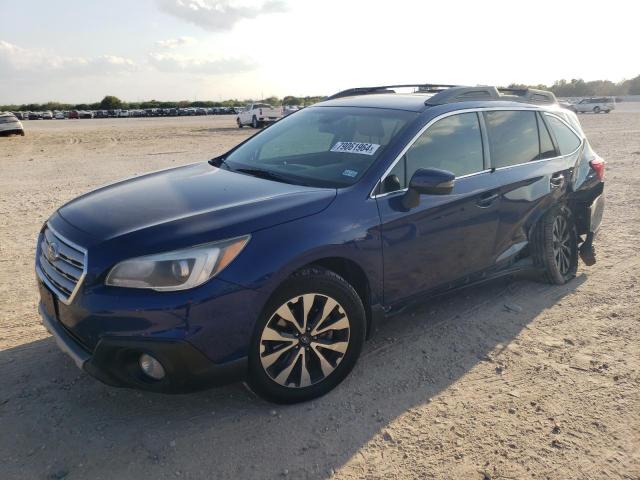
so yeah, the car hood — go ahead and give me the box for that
[58,162,336,245]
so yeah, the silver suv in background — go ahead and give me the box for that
[574,97,615,114]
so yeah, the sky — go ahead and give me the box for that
[0,0,638,104]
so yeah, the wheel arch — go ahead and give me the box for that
[268,256,380,340]
[525,199,569,243]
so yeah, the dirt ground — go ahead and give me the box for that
[0,106,638,480]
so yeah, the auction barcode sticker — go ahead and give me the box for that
[330,142,380,155]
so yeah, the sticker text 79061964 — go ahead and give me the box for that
[330,142,380,155]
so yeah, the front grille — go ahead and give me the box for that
[37,225,87,304]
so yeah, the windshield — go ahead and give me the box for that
[223,106,416,188]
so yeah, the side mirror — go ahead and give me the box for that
[402,168,455,209]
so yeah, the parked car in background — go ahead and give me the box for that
[558,101,577,113]
[237,103,283,128]
[35,84,605,403]
[42,110,53,120]
[283,105,300,116]
[79,111,94,119]
[28,111,42,120]
[68,110,80,119]
[11,111,25,120]
[0,112,25,136]
[574,97,615,114]
[54,111,65,119]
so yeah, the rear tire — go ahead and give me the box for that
[593,106,601,114]
[251,116,258,128]
[237,118,243,128]
[247,267,366,404]
[532,206,578,285]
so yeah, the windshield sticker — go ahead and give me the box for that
[342,169,358,178]
[330,142,380,155]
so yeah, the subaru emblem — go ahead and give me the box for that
[47,242,60,263]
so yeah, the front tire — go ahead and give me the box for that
[532,206,578,285]
[251,116,259,128]
[237,118,243,128]
[593,106,601,114]
[247,268,366,404]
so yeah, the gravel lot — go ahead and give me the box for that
[0,107,638,480]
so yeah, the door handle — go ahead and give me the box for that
[476,191,499,208]
[550,173,565,188]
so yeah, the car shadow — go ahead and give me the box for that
[0,273,586,479]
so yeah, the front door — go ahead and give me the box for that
[375,112,500,306]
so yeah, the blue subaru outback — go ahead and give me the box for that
[36,84,605,403]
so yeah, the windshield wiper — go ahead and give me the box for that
[234,168,300,185]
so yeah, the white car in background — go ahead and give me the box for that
[0,112,25,136]
[54,111,65,119]
[237,103,283,128]
[574,97,615,114]
[42,110,53,120]
[283,105,300,116]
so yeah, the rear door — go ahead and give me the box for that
[486,109,582,266]
[376,112,501,305]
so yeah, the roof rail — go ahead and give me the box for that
[326,84,459,100]
[425,86,557,106]
[326,83,557,106]
[497,87,557,104]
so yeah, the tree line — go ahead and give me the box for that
[0,94,327,112]
[2,75,640,111]
[509,74,640,98]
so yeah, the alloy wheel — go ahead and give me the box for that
[259,293,350,388]
[552,215,572,275]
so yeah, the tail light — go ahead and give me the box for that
[589,158,605,181]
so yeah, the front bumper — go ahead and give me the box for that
[39,301,247,393]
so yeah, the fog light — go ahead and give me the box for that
[139,353,165,380]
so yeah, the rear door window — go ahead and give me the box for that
[483,111,539,168]
[537,113,558,159]
[544,114,581,155]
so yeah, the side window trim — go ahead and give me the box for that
[482,111,580,173]
[371,107,579,198]
[477,111,491,171]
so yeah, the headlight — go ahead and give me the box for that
[105,236,250,291]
